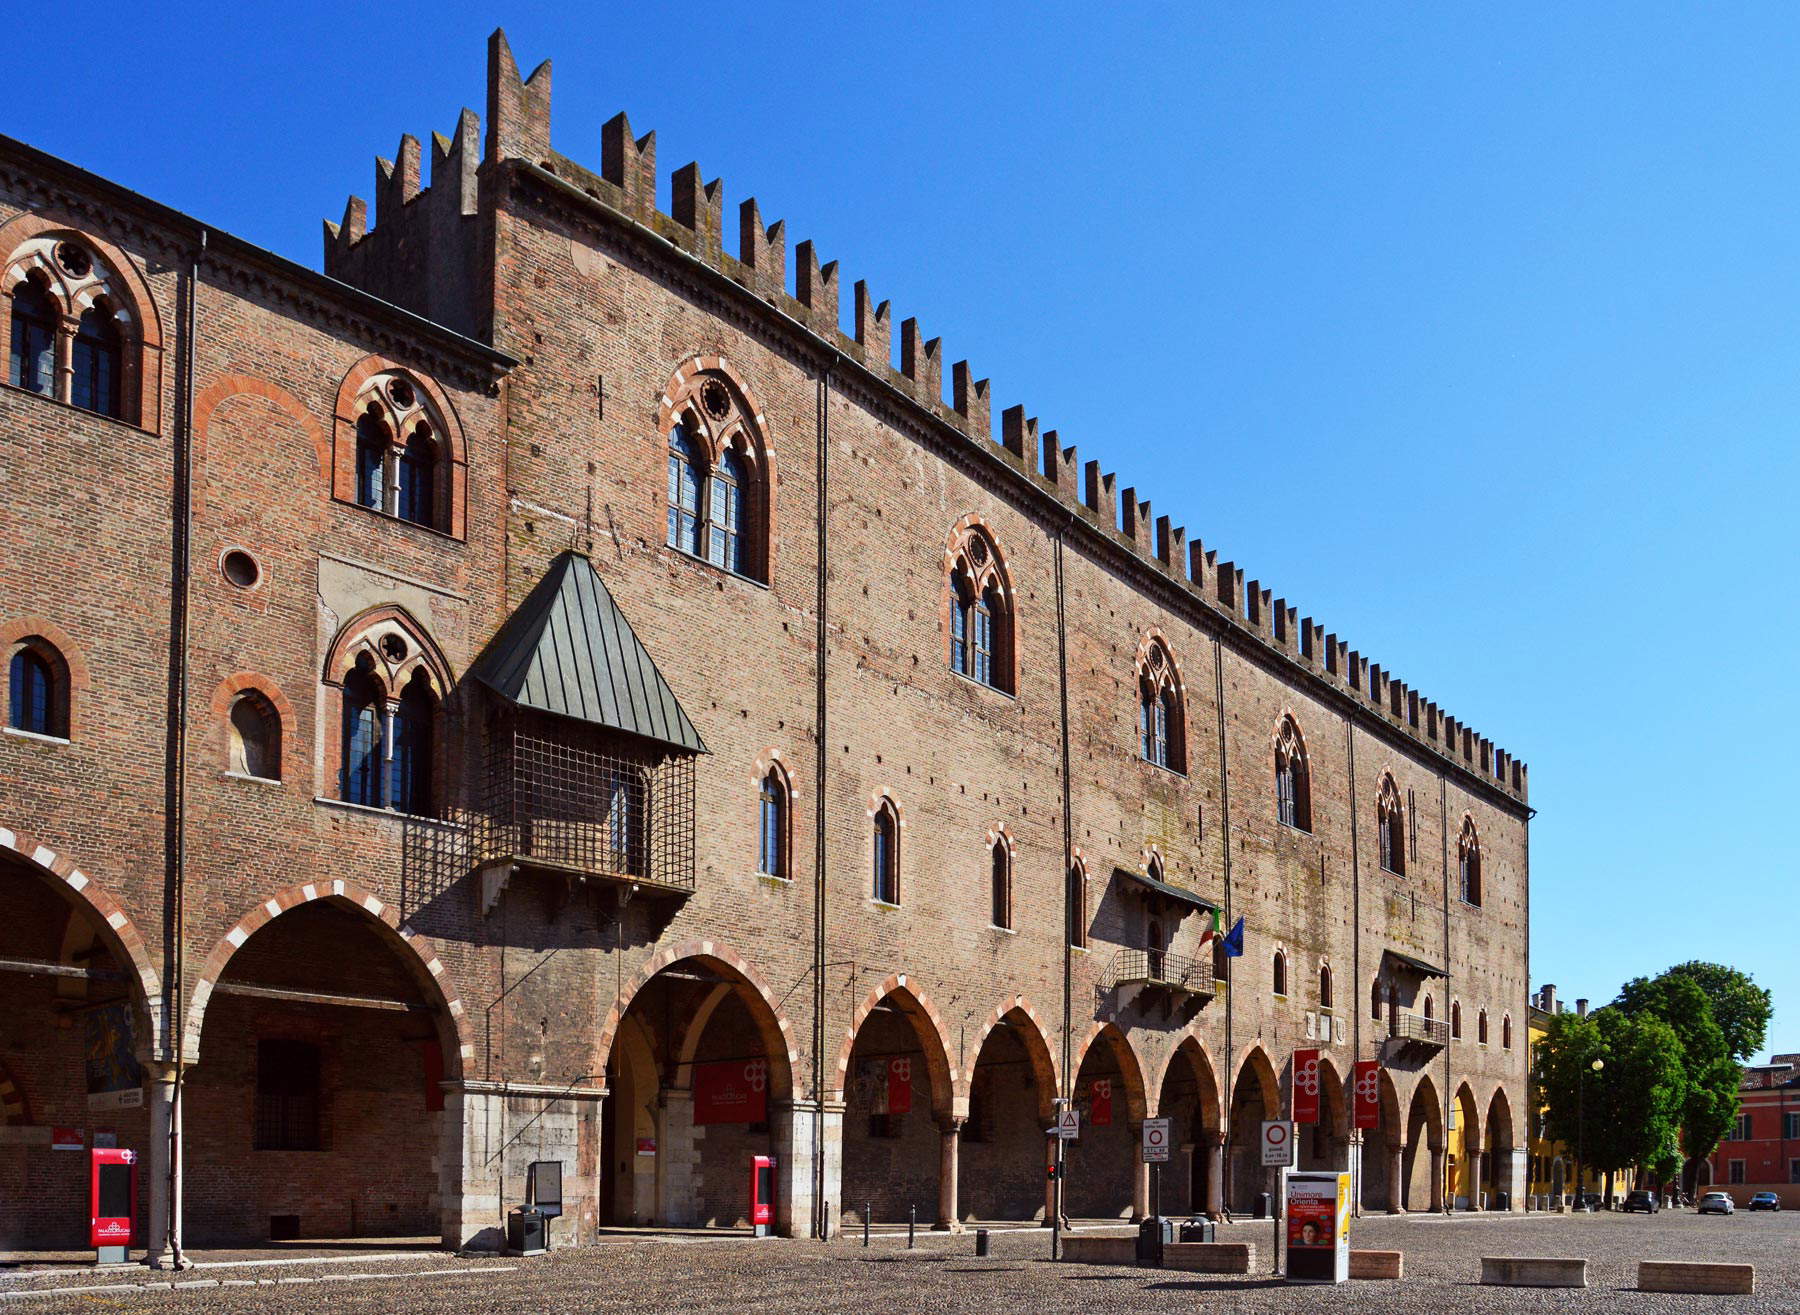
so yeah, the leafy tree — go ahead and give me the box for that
[1658,961,1772,1064]
[1615,973,1739,1162]
[1535,1007,1684,1181]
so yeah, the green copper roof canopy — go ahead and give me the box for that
[470,550,708,755]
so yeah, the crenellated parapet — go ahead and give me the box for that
[322,28,1528,804]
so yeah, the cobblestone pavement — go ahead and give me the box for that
[2,1210,1794,1312]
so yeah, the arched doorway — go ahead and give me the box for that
[837,982,955,1230]
[1298,1056,1350,1174]
[1066,1025,1147,1220]
[1403,1076,1444,1212]
[959,1002,1057,1223]
[0,839,161,1250]
[1451,1083,1481,1209]
[1362,1068,1405,1213]
[1227,1047,1281,1212]
[1484,1088,1516,1210]
[183,884,468,1247]
[1155,1038,1222,1217]
[600,950,796,1230]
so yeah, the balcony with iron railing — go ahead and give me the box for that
[1111,947,1217,1000]
[474,728,696,899]
[1390,1010,1450,1049]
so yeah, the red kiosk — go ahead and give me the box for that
[90,1147,138,1264]
[749,1155,775,1237]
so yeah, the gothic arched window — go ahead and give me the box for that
[1274,716,1311,830]
[70,305,121,417]
[990,837,1012,930]
[396,427,438,527]
[347,375,448,531]
[340,660,385,808]
[1136,637,1185,771]
[1319,963,1334,1010]
[872,801,900,905]
[388,670,436,815]
[1067,859,1088,948]
[1459,818,1483,906]
[7,277,56,397]
[759,767,789,879]
[1377,774,1406,876]
[660,370,769,582]
[708,447,747,573]
[946,525,1013,694]
[7,640,69,738]
[1273,949,1288,997]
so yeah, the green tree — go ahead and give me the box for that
[1534,1007,1684,1184]
[1658,961,1772,1064]
[1615,972,1739,1163]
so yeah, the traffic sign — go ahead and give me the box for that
[1141,1117,1171,1163]
[1261,1119,1295,1167]
[1056,1109,1081,1140]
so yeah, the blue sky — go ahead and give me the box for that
[20,4,1794,1057]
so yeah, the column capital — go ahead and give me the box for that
[937,1114,966,1134]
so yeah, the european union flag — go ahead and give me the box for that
[1221,916,1245,958]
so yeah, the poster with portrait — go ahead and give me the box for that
[85,1000,143,1111]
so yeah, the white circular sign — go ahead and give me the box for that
[1265,1122,1289,1147]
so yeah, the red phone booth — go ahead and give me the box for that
[749,1155,775,1236]
[90,1147,138,1263]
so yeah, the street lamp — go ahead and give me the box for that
[1576,1058,1603,1210]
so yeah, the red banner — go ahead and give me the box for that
[1090,1077,1114,1127]
[1292,1049,1320,1125]
[694,1058,769,1125]
[887,1057,913,1115]
[1352,1060,1381,1130]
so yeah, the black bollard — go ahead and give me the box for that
[864,1202,871,1248]
[975,1228,990,1257]
[908,1203,916,1249]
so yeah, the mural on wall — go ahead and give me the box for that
[85,1001,143,1111]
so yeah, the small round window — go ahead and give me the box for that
[221,549,261,590]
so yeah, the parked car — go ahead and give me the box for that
[1698,1192,1736,1216]
[1622,1190,1658,1214]
[1574,1190,1604,1211]
[1747,1192,1781,1212]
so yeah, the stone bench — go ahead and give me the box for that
[1350,1249,1403,1279]
[1481,1257,1587,1288]
[1058,1236,1136,1265]
[1638,1262,1755,1295]
[1162,1242,1255,1274]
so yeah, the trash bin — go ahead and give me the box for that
[507,1205,547,1256]
[1178,1218,1216,1244]
[1136,1215,1174,1266]
[1253,1192,1273,1220]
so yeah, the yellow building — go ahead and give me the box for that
[1525,984,1607,1205]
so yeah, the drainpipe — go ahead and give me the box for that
[1344,722,1362,1213]
[161,227,206,1270]
[1210,637,1232,1211]
[811,354,836,1239]
[1053,514,1074,1110]
[1440,774,1452,1209]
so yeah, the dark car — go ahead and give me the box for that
[1748,1192,1781,1212]
[1622,1189,1658,1214]
[1574,1190,1604,1211]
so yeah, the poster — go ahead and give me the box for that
[85,1001,143,1111]
[1286,1174,1341,1250]
[854,1057,915,1115]
[1352,1060,1380,1130]
[693,1058,768,1125]
[1292,1049,1320,1125]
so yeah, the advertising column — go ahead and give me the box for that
[1284,1171,1350,1283]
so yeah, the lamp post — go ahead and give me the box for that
[1575,1057,1603,1210]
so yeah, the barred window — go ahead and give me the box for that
[254,1039,322,1152]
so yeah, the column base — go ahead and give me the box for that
[147,1249,194,1271]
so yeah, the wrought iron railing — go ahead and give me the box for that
[1112,947,1216,996]
[1391,1011,1450,1046]
[476,728,696,894]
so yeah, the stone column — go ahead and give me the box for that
[1471,1150,1486,1209]
[1206,1132,1225,1219]
[934,1117,964,1231]
[54,321,76,404]
[1388,1142,1406,1214]
[145,1064,190,1270]
[1130,1122,1150,1222]
[1429,1145,1446,1212]
[772,1098,840,1238]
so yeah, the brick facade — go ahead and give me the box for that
[0,30,1529,1259]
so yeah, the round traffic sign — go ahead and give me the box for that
[1265,1122,1289,1147]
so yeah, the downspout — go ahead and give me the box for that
[1054,513,1074,1108]
[1210,637,1233,1210]
[1344,720,1361,1213]
[165,227,206,1269]
[1440,774,1452,1209]
[811,354,836,1238]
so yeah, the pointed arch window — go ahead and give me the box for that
[7,640,69,738]
[1136,638,1185,771]
[1452,1000,1464,1040]
[1424,994,1435,1022]
[1147,916,1166,980]
[388,670,436,815]
[1502,1014,1513,1051]
[1273,949,1288,997]
[661,374,768,583]
[1274,716,1311,830]
[759,768,790,879]
[947,526,1012,694]
[1477,1008,1490,1045]
[396,427,438,527]
[1319,963,1334,1010]
[1459,818,1483,906]
[7,277,57,397]
[990,838,1012,930]
[1067,860,1088,948]
[340,660,385,808]
[872,800,900,905]
[355,412,388,510]
[346,375,449,531]
[70,305,121,417]
[1370,976,1385,1021]
[1377,774,1406,875]
[228,691,281,780]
